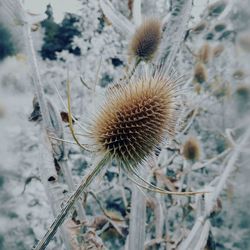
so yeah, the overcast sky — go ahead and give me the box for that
[24,0,81,22]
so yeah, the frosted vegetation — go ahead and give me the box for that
[0,0,250,250]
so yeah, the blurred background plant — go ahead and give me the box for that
[0,0,250,250]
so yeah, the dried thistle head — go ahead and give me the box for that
[90,73,180,168]
[194,62,208,84]
[182,137,201,162]
[129,18,162,62]
[198,43,211,64]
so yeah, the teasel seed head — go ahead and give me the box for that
[194,62,208,84]
[90,73,180,168]
[129,18,162,62]
[182,137,201,162]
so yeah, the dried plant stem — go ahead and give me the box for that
[38,134,72,250]
[33,156,108,250]
[14,3,74,249]
[132,0,142,26]
[157,0,192,73]
[128,168,148,250]
[60,160,86,221]
[179,128,250,249]
[124,58,141,84]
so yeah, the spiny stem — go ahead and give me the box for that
[32,156,108,250]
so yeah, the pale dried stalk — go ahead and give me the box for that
[157,0,192,73]
[39,134,72,250]
[178,128,250,249]
[6,1,86,248]
[132,0,142,26]
[33,156,108,250]
[128,168,148,250]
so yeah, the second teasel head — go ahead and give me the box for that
[182,137,201,162]
[129,18,162,62]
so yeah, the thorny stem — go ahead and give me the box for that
[32,156,108,250]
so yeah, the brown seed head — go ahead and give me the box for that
[198,43,211,64]
[182,137,201,162]
[129,19,162,62]
[91,74,179,167]
[194,62,208,84]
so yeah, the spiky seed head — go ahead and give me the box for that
[129,18,161,62]
[194,62,207,84]
[182,137,201,162]
[198,43,211,64]
[91,74,180,167]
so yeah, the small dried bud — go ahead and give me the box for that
[192,21,207,34]
[213,44,224,58]
[208,0,227,17]
[214,23,226,32]
[235,85,250,103]
[90,73,180,167]
[198,43,211,64]
[182,137,201,162]
[233,70,245,80]
[194,62,208,84]
[129,19,162,62]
